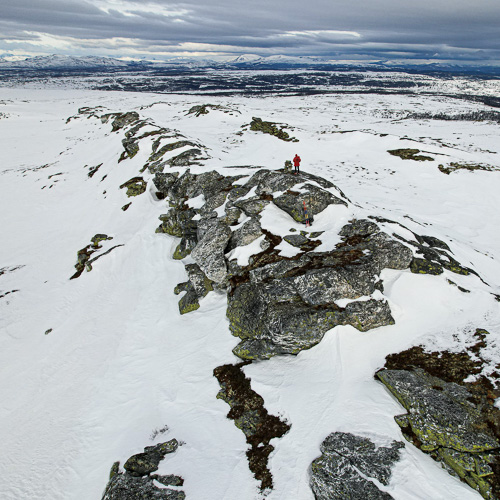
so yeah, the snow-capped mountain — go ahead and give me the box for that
[0,54,148,69]
[1,54,499,75]
[0,74,499,500]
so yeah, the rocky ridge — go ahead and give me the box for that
[88,106,497,498]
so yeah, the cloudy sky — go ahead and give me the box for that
[1,0,499,64]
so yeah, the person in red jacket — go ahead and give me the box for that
[293,154,301,174]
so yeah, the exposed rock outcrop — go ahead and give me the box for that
[388,148,434,161]
[378,334,500,500]
[310,432,404,499]
[249,117,297,142]
[70,234,123,279]
[102,440,185,499]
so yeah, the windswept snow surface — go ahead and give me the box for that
[1,86,500,500]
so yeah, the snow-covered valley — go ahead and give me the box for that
[0,83,499,500]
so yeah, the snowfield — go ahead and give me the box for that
[0,84,499,499]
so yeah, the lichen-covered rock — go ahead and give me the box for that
[124,439,179,476]
[377,368,500,499]
[167,148,203,167]
[102,474,185,500]
[185,263,214,297]
[340,219,379,238]
[245,169,301,196]
[415,234,451,251]
[378,369,499,453]
[153,172,179,198]
[191,220,232,284]
[388,148,434,161]
[228,217,263,251]
[156,208,197,237]
[410,257,444,275]
[172,236,197,260]
[310,432,404,500]
[91,234,113,248]
[106,111,140,132]
[120,177,147,197]
[151,475,184,487]
[380,338,500,499]
[149,141,199,163]
[119,137,140,162]
[273,183,347,223]
[233,197,270,216]
[365,232,413,271]
[178,289,200,314]
[283,234,309,247]
[229,277,394,359]
[249,117,295,142]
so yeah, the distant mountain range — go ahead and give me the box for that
[1,54,499,76]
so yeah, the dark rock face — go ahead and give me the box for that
[103,474,185,500]
[378,335,500,500]
[228,280,394,360]
[310,432,404,500]
[124,440,179,476]
[102,440,185,500]
[227,222,412,360]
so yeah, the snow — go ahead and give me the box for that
[0,83,499,499]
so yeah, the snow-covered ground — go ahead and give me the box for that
[0,85,499,499]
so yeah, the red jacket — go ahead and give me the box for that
[293,155,301,166]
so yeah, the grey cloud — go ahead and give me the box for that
[0,0,498,62]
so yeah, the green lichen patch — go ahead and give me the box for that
[249,117,297,142]
[109,461,120,480]
[119,177,147,197]
[439,162,499,175]
[178,290,200,315]
[410,257,443,275]
[121,202,131,211]
[213,362,290,491]
[118,138,139,162]
[388,149,434,161]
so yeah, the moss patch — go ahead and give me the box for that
[388,149,434,161]
[438,162,499,175]
[249,117,297,142]
[214,362,290,491]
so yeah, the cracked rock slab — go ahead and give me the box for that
[310,432,403,500]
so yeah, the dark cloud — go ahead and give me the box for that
[0,0,499,63]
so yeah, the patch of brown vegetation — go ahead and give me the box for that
[213,362,291,490]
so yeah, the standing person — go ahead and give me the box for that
[293,154,301,174]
